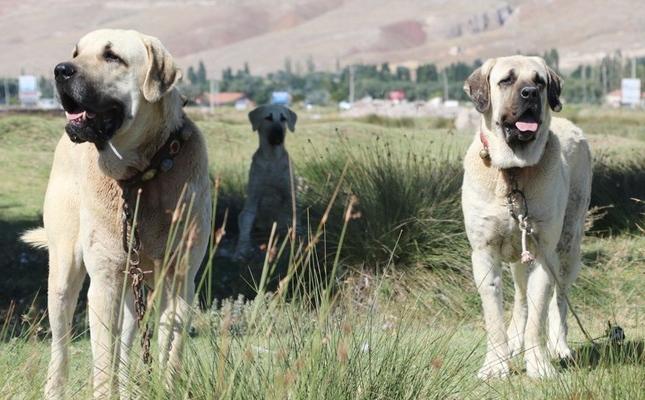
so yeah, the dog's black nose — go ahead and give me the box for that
[520,86,538,100]
[54,62,76,82]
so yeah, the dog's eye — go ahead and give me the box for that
[104,50,123,64]
[498,76,513,86]
[265,115,273,122]
[535,77,546,90]
[280,115,287,122]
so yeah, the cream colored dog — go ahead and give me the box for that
[462,56,592,379]
[21,29,211,398]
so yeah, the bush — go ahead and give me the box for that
[589,157,645,233]
[298,138,469,271]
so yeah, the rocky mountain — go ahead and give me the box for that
[1,0,643,77]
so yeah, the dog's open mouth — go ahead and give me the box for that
[503,109,540,145]
[60,91,124,147]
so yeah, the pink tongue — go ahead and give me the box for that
[515,121,538,132]
[65,111,85,121]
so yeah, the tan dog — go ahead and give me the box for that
[462,56,592,379]
[234,105,299,261]
[21,29,211,398]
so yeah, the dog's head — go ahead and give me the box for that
[54,29,181,148]
[464,55,562,168]
[248,105,297,146]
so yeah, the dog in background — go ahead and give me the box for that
[234,104,299,261]
[462,56,592,379]
[21,29,211,398]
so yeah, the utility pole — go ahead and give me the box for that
[3,78,9,107]
[632,57,637,78]
[348,65,355,103]
[209,79,218,114]
[581,65,587,104]
[442,69,449,100]
[601,62,608,97]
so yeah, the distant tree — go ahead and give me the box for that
[221,67,233,83]
[306,56,316,74]
[380,62,391,78]
[187,66,198,85]
[284,57,292,75]
[549,49,559,72]
[243,62,250,75]
[38,76,54,98]
[395,66,411,81]
[0,78,18,104]
[356,64,379,79]
[543,48,560,72]
[416,63,438,82]
[197,61,207,85]
[443,62,473,82]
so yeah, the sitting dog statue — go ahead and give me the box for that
[234,104,300,261]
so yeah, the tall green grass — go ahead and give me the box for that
[298,136,469,271]
[0,113,643,399]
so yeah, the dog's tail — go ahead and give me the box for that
[21,228,48,250]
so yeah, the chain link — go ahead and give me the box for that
[122,187,152,366]
[504,169,535,264]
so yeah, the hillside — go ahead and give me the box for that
[1,0,644,77]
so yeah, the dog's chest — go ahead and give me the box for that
[464,172,559,262]
[473,201,523,260]
[251,156,291,192]
[81,142,207,264]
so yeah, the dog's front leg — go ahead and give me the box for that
[86,263,124,398]
[548,249,581,360]
[507,262,528,358]
[118,288,137,399]
[157,276,195,389]
[524,254,557,378]
[472,249,510,379]
[235,193,259,261]
[44,245,86,400]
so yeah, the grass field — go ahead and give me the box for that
[0,107,643,399]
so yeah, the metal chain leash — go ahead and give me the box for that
[121,186,152,366]
[505,169,535,264]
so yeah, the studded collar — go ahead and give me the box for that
[118,116,187,193]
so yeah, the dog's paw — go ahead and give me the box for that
[526,357,557,379]
[548,341,574,360]
[508,337,524,359]
[233,246,253,262]
[477,361,510,380]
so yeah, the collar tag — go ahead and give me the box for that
[479,131,490,160]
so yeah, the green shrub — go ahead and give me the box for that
[298,138,469,271]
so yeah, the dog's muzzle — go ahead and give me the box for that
[54,62,125,149]
[501,91,542,146]
[267,123,285,146]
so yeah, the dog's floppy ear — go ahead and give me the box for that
[141,35,182,103]
[545,65,563,112]
[248,106,266,131]
[283,108,297,132]
[464,59,496,113]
